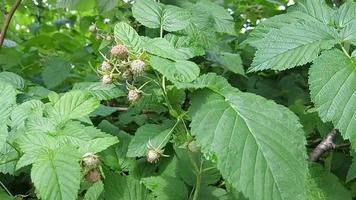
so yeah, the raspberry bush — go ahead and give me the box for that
[0,0,355,200]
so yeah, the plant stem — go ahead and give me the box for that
[0,0,22,48]
[340,43,351,58]
[157,119,180,149]
[0,181,12,197]
[159,25,163,38]
[192,162,203,200]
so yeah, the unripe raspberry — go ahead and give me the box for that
[122,70,133,81]
[106,35,112,41]
[127,89,140,103]
[146,149,160,164]
[100,61,112,72]
[82,153,100,169]
[85,169,101,183]
[102,74,113,84]
[88,24,97,33]
[110,44,128,59]
[96,34,102,40]
[130,59,145,76]
[187,140,200,153]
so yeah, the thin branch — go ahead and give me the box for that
[0,0,22,48]
[309,129,342,161]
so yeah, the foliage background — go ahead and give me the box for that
[0,0,355,199]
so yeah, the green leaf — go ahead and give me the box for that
[294,0,334,24]
[160,5,191,32]
[207,52,244,75]
[192,1,235,35]
[0,72,24,89]
[31,145,81,200]
[98,121,133,171]
[56,0,79,9]
[97,0,117,13]
[16,132,59,169]
[175,148,220,187]
[150,56,200,83]
[132,0,190,32]
[127,124,171,157]
[144,38,193,61]
[250,21,337,72]
[79,137,119,155]
[309,49,356,144]
[347,152,356,182]
[10,100,44,130]
[0,82,16,128]
[308,164,352,200]
[48,91,100,124]
[104,171,152,200]
[141,176,188,200]
[73,82,125,101]
[174,73,239,95]
[84,181,104,200]
[42,57,71,89]
[114,22,143,54]
[335,1,356,27]
[189,90,308,200]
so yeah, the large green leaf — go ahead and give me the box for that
[250,21,337,72]
[150,56,200,83]
[127,124,171,157]
[10,100,44,130]
[337,1,356,45]
[141,176,188,200]
[31,145,81,200]
[309,49,356,146]
[144,38,193,61]
[0,72,24,89]
[114,22,143,54]
[96,0,117,13]
[294,0,334,24]
[132,0,190,32]
[104,171,152,200]
[189,89,308,200]
[84,181,104,200]
[73,82,125,101]
[207,52,244,75]
[48,91,99,124]
[192,1,235,35]
[98,120,133,171]
[335,1,356,27]
[42,57,71,89]
[308,164,352,200]
[0,81,17,124]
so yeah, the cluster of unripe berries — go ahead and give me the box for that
[98,43,146,103]
[89,24,112,41]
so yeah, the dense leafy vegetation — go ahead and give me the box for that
[0,0,355,199]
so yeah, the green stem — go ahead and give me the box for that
[340,43,351,58]
[192,162,203,200]
[154,72,173,111]
[0,181,12,197]
[156,119,180,149]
